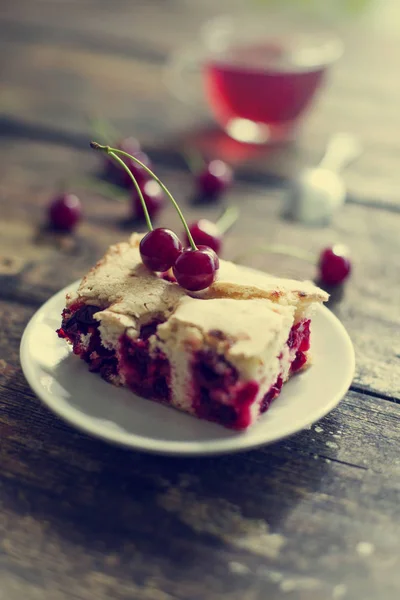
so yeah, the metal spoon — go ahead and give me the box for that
[284,133,362,226]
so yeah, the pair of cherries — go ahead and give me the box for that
[91,142,219,292]
[140,228,219,291]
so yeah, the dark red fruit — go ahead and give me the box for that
[319,245,351,285]
[173,246,219,291]
[196,160,233,199]
[48,193,82,231]
[186,219,222,254]
[196,245,219,269]
[133,180,164,220]
[140,228,182,272]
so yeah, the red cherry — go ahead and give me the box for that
[196,160,233,199]
[319,245,351,285]
[173,246,219,291]
[140,228,182,272]
[197,245,219,269]
[186,219,222,254]
[133,180,164,220]
[48,193,82,231]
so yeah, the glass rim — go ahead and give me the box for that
[200,14,344,67]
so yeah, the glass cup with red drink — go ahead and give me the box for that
[167,14,343,144]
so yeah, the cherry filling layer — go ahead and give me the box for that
[288,319,311,374]
[191,351,259,430]
[58,306,170,395]
[118,321,171,402]
[58,306,311,431]
[57,303,118,381]
[191,319,311,430]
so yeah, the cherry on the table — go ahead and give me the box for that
[48,193,82,231]
[318,245,351,285]
[186,219,222,254]
[196,160,233,200]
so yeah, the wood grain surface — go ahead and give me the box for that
[0,2,400,599]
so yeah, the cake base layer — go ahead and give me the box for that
[57,303,310,430]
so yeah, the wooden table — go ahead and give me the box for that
[1,2,399,599]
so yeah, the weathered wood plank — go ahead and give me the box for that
[1,3,399,597]
[1,370,400,600]
[0,2,400,206]
[0,141,399,398]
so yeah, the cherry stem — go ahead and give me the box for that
[101,148,153,231]
[90,142,197,250]
[216,205,239,234]
[233,244,315,265]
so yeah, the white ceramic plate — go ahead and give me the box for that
[20,280,355,456]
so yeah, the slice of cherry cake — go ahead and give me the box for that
[58,233,328,430]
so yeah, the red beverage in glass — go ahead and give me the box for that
[203,42,328,143]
